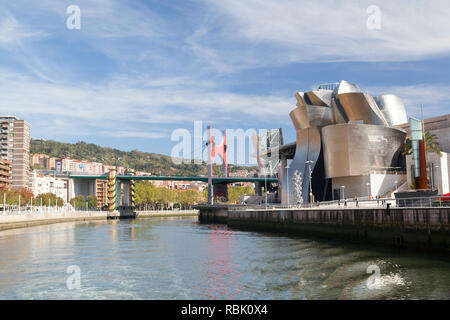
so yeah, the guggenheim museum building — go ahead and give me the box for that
[278,80,408,204]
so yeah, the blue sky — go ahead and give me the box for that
[1,0,450,163]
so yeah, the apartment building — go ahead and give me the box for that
[0,116,30,189]
[30,154,58,171]
[0,158,12,187]
[31,171,69,202]
[55,158,104,175]
[229,169,250,177]
[150,179,207,191]
[136,171,152,176]
[96,179,108,209]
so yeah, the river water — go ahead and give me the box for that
[0,216,449,300]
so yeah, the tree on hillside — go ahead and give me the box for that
[30,138,257,177]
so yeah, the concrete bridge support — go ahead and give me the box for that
[70,179,96,199]
[121,182,130,206]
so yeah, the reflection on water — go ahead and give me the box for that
[200,225,243,299]
[0,217,449,300]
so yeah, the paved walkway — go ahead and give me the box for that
[0,210,198,231]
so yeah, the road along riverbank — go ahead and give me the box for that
[0,210,198,231]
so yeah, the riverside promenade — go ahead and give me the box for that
[0,209,198,231]
[195,204,450,253]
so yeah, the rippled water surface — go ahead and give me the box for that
[0,217,449,299]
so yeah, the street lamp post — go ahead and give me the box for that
[264,171,267,210]
[286,163,291,208]
[306,160,314,206]
[265,162,274,209]
[435,165,440,193]
[366,182,370,199]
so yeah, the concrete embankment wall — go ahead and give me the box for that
[0,211,108,231]
[197,207,229,224]
[136,210,198,218]
[199,207,450,252]
[0,210,198,231]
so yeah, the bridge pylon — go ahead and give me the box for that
[129,169,136,209]
[207,126,228,204]
[107,168,117,212]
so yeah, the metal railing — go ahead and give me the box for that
[317,83,339,91]
[230,195,450,211]
[1,196,448,216]
[0,204,105,216]
[0,205,74,215]
[0,204,198,216]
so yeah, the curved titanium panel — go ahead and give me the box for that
[290,107,309,130]
[331,98,348,123]
[312,90,333,107]
[336,92,387,125]
[331,98,348,124]
[335,80,362,94]
[281,127,321,204]
[305,90,332,107]
[295,92,307,107]
[364,93,389,125]
[321,124,406,179]
[374,95,408,126]
[290,105,335,130]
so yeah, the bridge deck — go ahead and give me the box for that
[69,175,278,184]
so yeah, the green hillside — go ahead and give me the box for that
[30,139,256,176]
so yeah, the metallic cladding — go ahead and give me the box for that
[290,104,335,130]
[281,80,408,204]
[374,94,408,126]
[321,124,406,179]
[336,93,387,125]
[280,126,321,204]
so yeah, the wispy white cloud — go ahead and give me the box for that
[0,69,292,140]
[70,0,164,40]
[13,0,164,39]
[0,70,290,119]
[192,0,450,71]
[0,0,170,76]
[0,16,47,47]
[2,66,448,141]
[366,84,450,118]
